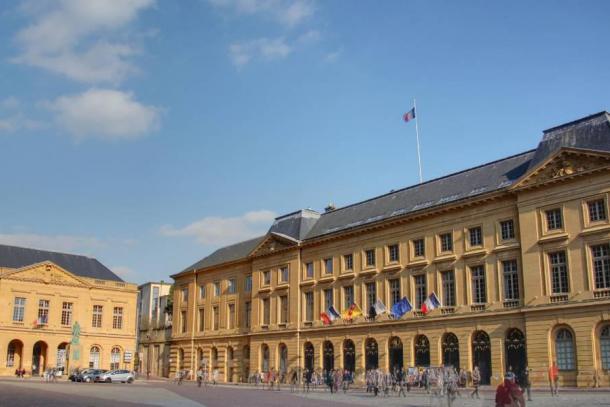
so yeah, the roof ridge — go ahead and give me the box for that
[0,243,96,260]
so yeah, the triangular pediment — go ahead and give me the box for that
[511,148,610,190]
[249,233,299,258]
[1,261,92,288]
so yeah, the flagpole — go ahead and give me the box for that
[414,98,423,183]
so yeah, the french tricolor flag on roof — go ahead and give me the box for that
[421,292,441,314]
[403,107,416,122]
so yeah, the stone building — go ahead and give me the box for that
[0,245,138,376]
[170,111,610,388]
[137,281,172,377]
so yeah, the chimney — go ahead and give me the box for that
[324,203,336,212]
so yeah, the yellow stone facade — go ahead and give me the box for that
[170,113,610,388]
[0,261,138,376]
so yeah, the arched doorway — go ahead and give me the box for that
[261,344,270,372]
[278,344,288,376]
[388,337,403,373]
[505,328,527,385]
[110,347,121,370]
[414,335,430,367]
[226,346,234,382]
[242,345,250,382]
[472,331,492,385]
[365,338,378,370]
[323,341,334,372]
[343,340,355,372]
[600,326,610,370]
[211,347,219,373]
[90,346,101,369]
[197,348,206,369]
[57,342,69,375]
[32,341,48,376]
[6,340,24,370]
[304,342,314,371]
[442,333,460,369]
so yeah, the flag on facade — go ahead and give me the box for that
[403,107,416,122]
[373,299,387,315]
[328,306,341,321]
[421,292,441,314]
[390,297,413,319]
[320,312,331,325]
[342,303,363,320]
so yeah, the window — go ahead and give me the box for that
[245,275,252,292]
[440,233,453,252]
[365,249,376,267]
[343,254,353,271]
[279,266,289,283]
[471,265,487,304]
[441,271,455,307]
[555,329,575,370]
[550,251,569,294]
[213,306,219,330]
[198,308,205,331]
[388,244,400,262]
[92,305,103,328]
[89,346,100,369]
[305,292,314,321]
[589,199,607,222]
[366,282,376,311]
[600,326,610,370]
[306,262,314,278]
[181,287,188,302]
[61,302,73,326]
[343,285,354,309]
[469,227,483,247]
[324,288,333,310]
[228,304,236,329]
[592,244,610,289]
[262,298,270,325]
[262,271,271,286]
[279,296,288,323]
[500,219,515,240]
[503,260,520,300]
[199,284,206,299]
[389,279,401,307]
[12,297,25,322]
[110,347,121,370]
[214,281,221,296]
[152,286,160,321]
[6,343,16,367]
[228,279,236,294]
[37,299,49,325]
[112,307,123,329]
[180,310,187,333]
[413,238,425,257]
[244,301,252,328]
[546,208,563,230]
[324,258,333,274]
[415,275,426,308]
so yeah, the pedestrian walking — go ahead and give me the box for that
[523,366,532,401]
[471,367,480,399]
[197,368,203,388]
[548,362,559,396]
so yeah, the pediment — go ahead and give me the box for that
[1,262,91,288]
[511,148,610,190]
[249,233,299,258]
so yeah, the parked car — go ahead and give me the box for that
[97,370,135,383]
[79,369,106,383]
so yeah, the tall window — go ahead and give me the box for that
[6,343,16,367]
[550,251,569,294]
[441,271,455,306]
[413,238,425,257]
[227,303,236,329]
[245,275,252,292]
[365,249,376,267]
[214,281,221,296]
[592,244,610,289]
[13,297,25,322]
[244,301,251,328]
[198,308,205,331]
[324,258,333,274]
[38,299,49,324]
[112,307,123,329]
[440,233,453,252]
[503,260,520,300]
[306,262,314,278]
[343,285,354,309]
[500,219,515,240]
[546,208,563,230]
[213,306,220,330]
[61,302,73,326]
[262,299,270,325]
[471,265,486,304]
[324,288,333,310]
[588,199,607,222]
[89,346,100,369]
[92,305,103,328]
[110,347,121,370]
[469,227,482,247]
[366,282,376,311]
[415,274,426,308]
[152,286,160,321]
[389,279,401,307]
[555,329,575,370]
[181,287,188,302]
[228,279,236,294]
[279,296,288,323]
[388,244,400,262]
[600,326,610,370]
[181,310,187,333]
[279,266,289,283]
[305,292,314,321]
[343,254,353,271]
[199,284,206,299]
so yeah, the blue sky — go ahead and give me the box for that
[1,0,609,284]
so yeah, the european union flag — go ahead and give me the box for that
[391,297,412,319]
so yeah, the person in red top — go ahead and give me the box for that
[548,362,559,396]
[496,372,526,407]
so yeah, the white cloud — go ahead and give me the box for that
[297,29,320,45]
[208,0,314,27]
[47,88,160,140]
[111,265,135,279]
[0,232,103,254]
[0,112,45,133]
[13,0,154,84]
[1,97,21,110]
[229,37,292,67]
[160,210,277,246]
[324,49,341,63]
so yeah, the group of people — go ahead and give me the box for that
[14,368,27,378]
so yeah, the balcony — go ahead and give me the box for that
[550,294,568,303]
[412,311,424,317]
[441,307,456,315]
[470,304,486,312]
[594,289,610,299]
[503,300,520,309]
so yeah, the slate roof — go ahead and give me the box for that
[180,235,267,273]
[268,209,320,241]
[0,244,123,282]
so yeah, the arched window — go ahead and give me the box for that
[261,344,270,372]
[89,346,101,369]
[304,342,314,371]
[279,344,288,374]
[414,335,430,367]
[600,326,610,370]
[6,343,15,367]
[555,329,575,370]
[110,347,121,370]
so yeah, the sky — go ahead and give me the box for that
[0,0,609,284]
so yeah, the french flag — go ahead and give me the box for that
[403,107,416,122]
[421,292,441,314]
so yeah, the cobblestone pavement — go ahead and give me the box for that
[2,378,610,407]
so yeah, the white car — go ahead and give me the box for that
[97,370,135,383]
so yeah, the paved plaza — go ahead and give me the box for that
[1,378,610,407]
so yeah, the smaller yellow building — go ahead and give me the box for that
[0,244,138,376]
